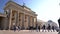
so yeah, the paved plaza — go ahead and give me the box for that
[0,30,58,34]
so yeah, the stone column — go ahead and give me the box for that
[22,13,25,29]
[36,17,37,27]
[17,11,19,26]
[27,16,29,29]
[34,17,37,27]
[23,13,25,29]
[9,9,12,30]
[24,14,26,29]
[16,12,18,26]
[30,16,33,27]
[19,13,22,29]
[32,17,34,27]
[15,12,16,26]
[28,16,30,28]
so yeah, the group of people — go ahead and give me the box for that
[13,25,20,32]
[42,24,55,32]
[12,24,55,32]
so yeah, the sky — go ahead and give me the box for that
[0,0,60,25]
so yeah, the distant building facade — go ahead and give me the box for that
[0,1,37,30]
[37,20,58,30]
[46,20,58,30]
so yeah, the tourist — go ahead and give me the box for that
[13,25,16,32]
[52,26,54,32]
[16,26,18,30]
[47,24,51,32]
[42,25,45,32]
[36,24,38,32]
[38,26,40,32]
[18,26,20,32]
[36,26,38,32]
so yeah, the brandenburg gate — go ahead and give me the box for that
[3,1,37,30]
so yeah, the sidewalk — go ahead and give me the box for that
[0,30,58,34]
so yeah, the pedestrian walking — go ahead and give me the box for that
[13,25,16,32]
[52,26,54,32]
[18,26,20,32]
[16,26,18,30]
[36,24,38,32]
[47,24,51,32]
[36,26,38,32]
[38,26,40,32]
[42,25,45,32]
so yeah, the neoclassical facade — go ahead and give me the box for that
[0,1,37,30]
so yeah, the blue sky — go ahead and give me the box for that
[0,0,60,25]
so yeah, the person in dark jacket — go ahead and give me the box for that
[42,25,45,32]
[38,26,40,32]
[42,25,45,30]
[47,24,51,32]
[58,18,60,28]
[52,26,54,31]
[13,25,16,32]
